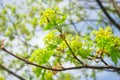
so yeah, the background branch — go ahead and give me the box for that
[110,0,120,17]
[0,64,25,80]
[96,0,120,31]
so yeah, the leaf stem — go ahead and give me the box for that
[64,39,84,65]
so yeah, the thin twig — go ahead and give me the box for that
[100,53,108,66]
[64,39,84,65]
[101,58,108,66]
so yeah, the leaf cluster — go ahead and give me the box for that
[29,8,120,78]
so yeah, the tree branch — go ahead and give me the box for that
[0,64,25,80]
[1,48,120,72]
[96,0,120,31]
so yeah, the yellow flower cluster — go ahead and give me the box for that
[70,35,82,51]
[43,30,62,50]
[40,8,67,30]
[95,26,113,40]
[29,49,53,64]
[43,30,58,44]
[93,26,120,63]
[40,8,56,24]
[57,41,67,51]
[92,26,114,49]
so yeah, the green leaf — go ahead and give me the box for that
[33,68,42,77]
[29,49,53,64]
[109,47,119,64]
[40,8,67,30]
[45,71,53,80]
[110,52,117,64]
[41,69,46,80]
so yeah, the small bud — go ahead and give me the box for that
[59,33,65,40]
[0,39,5,50]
